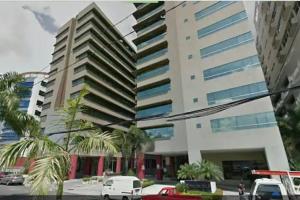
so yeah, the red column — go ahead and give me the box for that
[97,156,104,176]
[69,155,78,179]
[84,157,92,175]
[156,155,163,180]
[28,159,35,173]
[137,154,145,180]
[116,157,122,174]
[15,157,26,167]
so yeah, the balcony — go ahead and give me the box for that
[137,20,165,37]
[137,33,166,51]
[136,48,168,70]
[137,5,164,23]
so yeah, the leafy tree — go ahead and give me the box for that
[277,105,300,170]
[0,84,117,199]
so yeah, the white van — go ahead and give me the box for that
[101,176,142,200]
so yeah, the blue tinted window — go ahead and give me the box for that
[20,81,34,88]
[137,48,168,65]
[137,83,171,100]
[200,32,253,58]
[195,1,235,20]
[19,100,30,108]
[136,104,172,118]
[207,82,268,105]
[137,65,169,82]
[211,112,277,133]
[198,11,248,38]
[137,33,166,50]
[72,78,84,87]
[144,126,174,140]
[203,55,260,80]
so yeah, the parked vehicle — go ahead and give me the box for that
[0,172,9,179]
[250,170,300,200]
[101,176,142,200]
[143,187,202,200]
[0,174,24,185]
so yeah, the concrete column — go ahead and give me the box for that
[137,154,145,180]
[265,146,289,170]
[156,155,163,180]
[116,157,122,173]
[188,149,202,164]
[68,155,78,179]
[97,156,104,176]
[84,157,92,175]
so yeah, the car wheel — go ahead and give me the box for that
[122,197,128,200]
[104,195,110,200]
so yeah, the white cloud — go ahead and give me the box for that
[0,1,136,74]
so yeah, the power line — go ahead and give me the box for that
[32,2,186,87]
[46,84,300,137]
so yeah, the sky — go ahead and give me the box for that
[0,1,137,74]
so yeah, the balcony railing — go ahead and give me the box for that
[137,33,166,50]
[137,48,167,65]
[137,5,164,23]
[137,20,164,36]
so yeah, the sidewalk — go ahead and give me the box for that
[63,179,102,196]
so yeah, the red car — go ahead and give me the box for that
[143,187,202,200]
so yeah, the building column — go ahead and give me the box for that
[169,157,175,177]
[84,157,92,175]
[69,155,78,179]
[116,157,122,174]
[28,159,35,173]
[97,156,104,176]
[137,154,145,180]
[188,149,202,164]
[156,155,163,180]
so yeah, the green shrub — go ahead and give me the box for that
[142,179,155,188]
[127,169,136,176]
[175,183,188,193]
[82,177,91,182]
[182,189,223,200]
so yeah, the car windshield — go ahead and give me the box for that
[133,180,141,188]
[256,184,282,199]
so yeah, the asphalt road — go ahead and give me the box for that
[0,184,29,195]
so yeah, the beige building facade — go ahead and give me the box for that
[133,1,289,180]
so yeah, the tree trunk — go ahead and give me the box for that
[56,181,64,200]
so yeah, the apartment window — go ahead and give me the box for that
[193,98,198,103]
[211,111,277,133]
[19,100,30,108]
[137,20,164,35]
[42,103,51,111]
[197,11,248,38]
[70,91,80,99]
[137,82,171,100]
[137,65,170,82]
[196,123,202,128]
[144,126,174,140]
[186,36,191,40]
[137,48,168,65]
[184,18,188,23]
[136,103,172,118]
[38,90,45,97]
[203,55,260,80]
[74,65,86,74]
[188,54,193,59]
[190,75,195,80]
[200,32,253,58]
[72,78,84,87]
[195,1,235,20]
[207,81,268,105]
[34,110,41,117]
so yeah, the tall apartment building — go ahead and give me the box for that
[40,3,136,178]
[0,72,47,145]
[133,1,289,180]
[254,2,300,116]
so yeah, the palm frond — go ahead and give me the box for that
[29,151,70,195]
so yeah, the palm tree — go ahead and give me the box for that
[0,72,37,137]
[197,160,223,181]
[277,105,300,170]
[0,85,118,199]
[177,163,199,180]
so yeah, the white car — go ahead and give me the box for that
[101,176,142,200]
[249,178,289,200]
